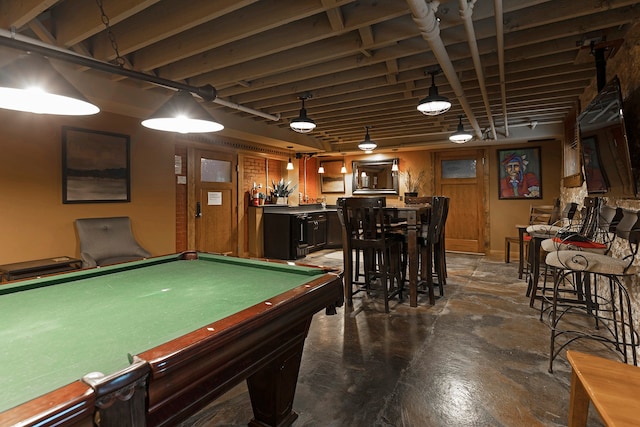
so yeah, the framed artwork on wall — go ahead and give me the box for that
[320,160,345,193]
[498,147,542,199]
[62,126,131,203]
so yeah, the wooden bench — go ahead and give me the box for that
[567,350,640,427]
[0,256,81,282]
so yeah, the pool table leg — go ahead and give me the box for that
[246,335,305,427]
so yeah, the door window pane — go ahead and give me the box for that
[441,159,476,179]
[201,159,231,182]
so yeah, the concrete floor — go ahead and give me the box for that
[180,250,609,427]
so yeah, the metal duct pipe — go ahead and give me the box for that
[459,0,497,140]
[0,29,280,121]
[494,0,509,137]
[406,0,482,139]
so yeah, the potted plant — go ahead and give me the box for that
[400,168,426,197]
[270,178,297,204]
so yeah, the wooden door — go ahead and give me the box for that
[434,149,486,253]
[189,148,237,255]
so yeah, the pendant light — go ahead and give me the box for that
[286,146,294,170]
[340,154,348,174]
[0,54,99,115]
[290,93,316,133]
[449,115,473,143]
[417,70,451,116]
[358,126,377,152]
[392,158,399,172]
[318,164,325,174]
[142,90,224,133]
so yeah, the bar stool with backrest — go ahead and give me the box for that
[342,197,404,312]
[515,199,561,280]
[433,196,449,287]
[544,208,640,372]
[416,196,448,302]
[535,204,622,315]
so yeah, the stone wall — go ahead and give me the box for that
[561,20,640,354]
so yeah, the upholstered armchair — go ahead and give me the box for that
[75,217,151,268]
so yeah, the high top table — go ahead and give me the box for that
[385,204,432,307]
[340,203,431,308]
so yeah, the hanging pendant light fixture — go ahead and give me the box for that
[0,54,100,115]
[449,115,473,143]
[318,164,325,174]
[417,70,451,116]
[286,146,294,170]
[290,93,316,133]
[142,90,224,133]
[392,158,399,172]
[358,126,377,153]
[340,154,348,174]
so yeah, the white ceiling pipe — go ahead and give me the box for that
[494,0,509,137]
[459,0,497,141]
[406,0,482,139]
[212,97,280,121]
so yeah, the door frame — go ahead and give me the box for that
[187,146,239,255]
[434,148,488,254]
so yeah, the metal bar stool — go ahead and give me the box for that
[543,208,640,372]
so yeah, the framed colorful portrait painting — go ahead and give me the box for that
[498,147,542,199]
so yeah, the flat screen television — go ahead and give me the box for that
[578,76,638,198]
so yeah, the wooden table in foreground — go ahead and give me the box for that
[567,350,640,427]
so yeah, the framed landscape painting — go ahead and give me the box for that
[320,160,345,193]
[62,127,130,203]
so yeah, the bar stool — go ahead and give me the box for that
[342,197,404,312]
[531,205,624,320]
[416,196,448,302]
[543,208,640,372]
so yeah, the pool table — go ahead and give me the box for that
[0,251,343,427]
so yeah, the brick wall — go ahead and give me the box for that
[243,156,268,205]
[175,145,188,252]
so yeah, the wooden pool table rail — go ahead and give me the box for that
[0,252,344,427]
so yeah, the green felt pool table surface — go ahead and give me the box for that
[0,252,330,414]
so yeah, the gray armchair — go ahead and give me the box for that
[75,217,151,268]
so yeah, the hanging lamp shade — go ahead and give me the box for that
[0,54,99,115]
[142,90,224,133]
[286,146,294,170]
[318,165,325,174]
[417,71,451,116]
[449,115,473,143]
[340,162,347,174]
[290,96,316,133]
[358,127,377,152]
[392,158,399,171]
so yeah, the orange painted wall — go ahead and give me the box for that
[0,109,176,264]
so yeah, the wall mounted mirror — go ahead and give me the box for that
[352,158,399,195]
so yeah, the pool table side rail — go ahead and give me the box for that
[0,253,344,427]
[0,252,333,296]
[142,270,344,426]
[0,382,95,427]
